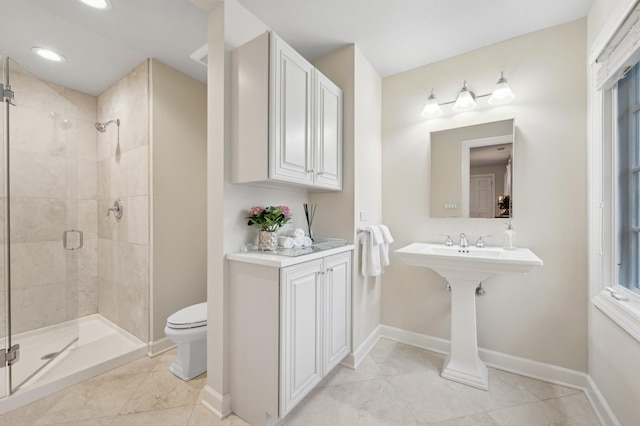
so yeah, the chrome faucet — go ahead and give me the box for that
[459,233,469,248]
[439,234,453,247]
[475,235,491,248]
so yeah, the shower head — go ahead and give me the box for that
[95,119,120,133]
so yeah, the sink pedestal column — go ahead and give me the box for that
[441,277,488,390]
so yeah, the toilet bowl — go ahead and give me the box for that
[164,302,207,381]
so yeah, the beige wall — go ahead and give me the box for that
[382,19,588,371]
[310,45,383,354]
[150,59,207,343]
[97,60,150,342]
[353,47,383,349]
[588,0,640,424]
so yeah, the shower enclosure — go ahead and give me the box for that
[0,55,206,412]
[1,56,82,397]
[0,56,151,412]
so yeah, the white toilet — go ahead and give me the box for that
[164,302,207,381]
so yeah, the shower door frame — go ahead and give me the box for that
[2,56,81,395]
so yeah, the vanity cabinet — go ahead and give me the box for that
[231,31,343,190]
[228,248,352,425]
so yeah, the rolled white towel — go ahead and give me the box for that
[284,228,305,238]
[298,236,313,247]
[278,236,294,249]
[291,236,313,248]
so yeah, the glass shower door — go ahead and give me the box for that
[0,55,6,400]
[5,57,79,393]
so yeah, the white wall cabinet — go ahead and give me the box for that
[314,72,343,190]
[231,31,343,190]
[229,248,352,425]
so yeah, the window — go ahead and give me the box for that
[589,1,640,343]
[616,63,640,293]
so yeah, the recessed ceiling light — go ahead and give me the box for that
[32,47,66,62]
[79,0,112,10]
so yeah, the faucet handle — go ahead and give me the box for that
[439,234,453,246]
[475,235,491,248]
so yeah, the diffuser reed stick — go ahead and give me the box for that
[303,203,317,242]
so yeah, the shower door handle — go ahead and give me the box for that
[63,230,83,251]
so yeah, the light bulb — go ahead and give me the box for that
[453,82,476,112]
[488,72,515,105]
[421,89,442,118]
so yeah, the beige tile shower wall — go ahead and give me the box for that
[96,60,150,342]
[6,63,98,335]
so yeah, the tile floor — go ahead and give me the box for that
[0,338,601,425]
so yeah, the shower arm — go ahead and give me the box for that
[95,119,120,133]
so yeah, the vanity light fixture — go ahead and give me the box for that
[422,72,515,118]
[32,47,65,62]
[452,81,476,112]
[488,71,515,105]
[79,0,112,9]
[421,89,442,118]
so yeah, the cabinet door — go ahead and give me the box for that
[314,72,343,190]
[280,259,323,416]
[323,252,351,373]
[270,34,315,186]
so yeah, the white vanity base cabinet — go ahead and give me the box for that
[229,250,352,426]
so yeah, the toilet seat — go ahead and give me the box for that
[167,302,207,329]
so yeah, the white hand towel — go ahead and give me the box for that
[278,236,294,248]
[361,225,382,276]
[379,225,394,244]
[377,225,394,267]
[285,228,305,238]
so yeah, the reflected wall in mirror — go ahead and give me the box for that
[430,119,514,218]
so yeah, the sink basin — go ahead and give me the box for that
[395,242,543,282]
[395,242,543,391]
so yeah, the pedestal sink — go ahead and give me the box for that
[395,242,543,390]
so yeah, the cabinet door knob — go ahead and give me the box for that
[326,268,334,272]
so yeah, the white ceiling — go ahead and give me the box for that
[1,0,595,97]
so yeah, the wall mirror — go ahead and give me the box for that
[430,119,514,218]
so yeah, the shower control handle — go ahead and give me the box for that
[107,199,123,219]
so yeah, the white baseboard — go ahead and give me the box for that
[148,337,175,357]
[379,324,450,356]
[377,324,618,426]
[201,384,231,419]
[584,375,620,426]
[342,325,383,369]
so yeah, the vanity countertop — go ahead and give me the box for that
[227,244,354,268]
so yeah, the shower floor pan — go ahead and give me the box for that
[0,314,147,414]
